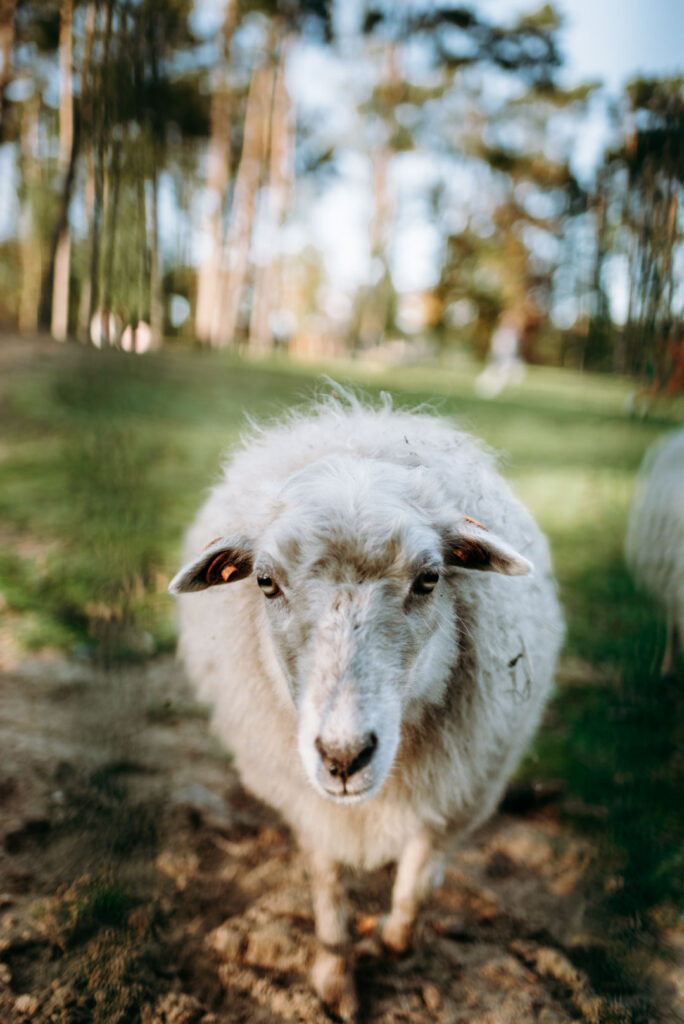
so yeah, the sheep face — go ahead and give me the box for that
[261,538,451,804]
[170,456,532,805]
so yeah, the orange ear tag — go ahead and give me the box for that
[205,553,237,585]
[451,539,490,568]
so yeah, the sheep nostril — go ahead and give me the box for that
[315,733,378,783]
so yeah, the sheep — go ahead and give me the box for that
[625,426,684,677]
[169,388,564,1020]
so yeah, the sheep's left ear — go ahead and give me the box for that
[444,516,532,576]
[168,536,254,594]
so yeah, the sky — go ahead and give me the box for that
[508,0,684,94]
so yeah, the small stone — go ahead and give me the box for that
[155,850,199,891]
[0,962,11,985]
[174,784,232,826]
[509,937,538,962]
[151,992,204,1024]
[128,907,151,935]
[538,1008,571,1024]
[207,923,244,960]
[486,850,516,878]
[14,993,41,1016]
[422,983,442,1012]
[244,922,307,971]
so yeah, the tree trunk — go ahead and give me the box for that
[149,166,163,344]
[0,0,16,143]
[146,7,164,348]
[77,3,96,339]
[86,0,114,339]
[248,38,294,356]
[50,0,75,341]
[211,60,273,348]
[356,43,396,352]
[195,2,237,344]
[18,94,41,333]
[101,135,121,316]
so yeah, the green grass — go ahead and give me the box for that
[1,339,683,956]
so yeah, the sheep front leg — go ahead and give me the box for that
[381,829,444,955]
[308,848,358,1022]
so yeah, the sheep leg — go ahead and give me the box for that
[308,848,358,1022]
[381,829,444,955]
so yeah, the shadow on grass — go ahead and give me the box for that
[529,558,683,1017]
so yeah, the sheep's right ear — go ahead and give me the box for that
[168,536,253,594]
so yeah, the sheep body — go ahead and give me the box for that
[172,390,564,1017]
[626,426,684,675]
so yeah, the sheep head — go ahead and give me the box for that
[170,456,531,804]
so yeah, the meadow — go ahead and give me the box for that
[1,339,682,993]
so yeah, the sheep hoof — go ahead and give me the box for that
[379,915,414,956]
[312,951,358,1022]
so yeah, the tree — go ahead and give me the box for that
[50,0,75,341]
[194,1,237,344]
[0,0,17,141]
[596,78,684,388]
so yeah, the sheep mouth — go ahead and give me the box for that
[321,786,375,804]
[317,778,379,803]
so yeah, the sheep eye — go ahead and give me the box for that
[257,575,281,598]
[412,570,439,595]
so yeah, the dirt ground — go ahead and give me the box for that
[0,649,682,1024]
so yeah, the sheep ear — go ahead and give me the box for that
[168,536,253,594]
[445,516,532,576]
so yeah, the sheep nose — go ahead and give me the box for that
[315,733,378,783]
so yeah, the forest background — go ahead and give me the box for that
[0,0,682,387]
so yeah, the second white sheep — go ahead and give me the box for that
[626,425,684,676]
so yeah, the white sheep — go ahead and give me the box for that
[626,426,684,677]
[169,388,564,1020]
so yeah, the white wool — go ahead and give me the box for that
[174,389,564,871]
[626,426,684,664]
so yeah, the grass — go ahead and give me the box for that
[0,337,683,974]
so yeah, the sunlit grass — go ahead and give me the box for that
[0,343,677,662]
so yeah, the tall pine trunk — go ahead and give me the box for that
[149,166,163,344]
[195,3,236,344]
[0,0,16,142]
[356,44,396,352]
[211,60,273,348]
[248,39,293,356]
[147,10,164,347]
[77,2,96,339]
[86,0,114,339]
[50,0,75,341]
[18,94,41,333]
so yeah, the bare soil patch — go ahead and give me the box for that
[1,654,682,1024]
